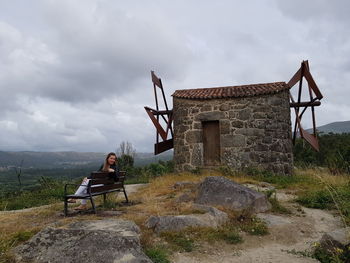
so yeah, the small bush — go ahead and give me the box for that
[314,244,350,263]
[144,246,170,263]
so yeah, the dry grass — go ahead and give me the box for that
[294,167,349,188]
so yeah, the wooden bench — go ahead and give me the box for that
[64,171,128,215]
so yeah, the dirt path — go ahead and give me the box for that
[172,190,343,263]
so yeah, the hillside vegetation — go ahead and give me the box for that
[294,133,350,174]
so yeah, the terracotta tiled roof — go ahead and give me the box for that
[172,82,289,99]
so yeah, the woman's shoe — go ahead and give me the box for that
[74,204,88,211]
[67,199,76,203]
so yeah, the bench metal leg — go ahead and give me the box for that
[90,197,96,214]
[103,193,107,204]
[64,198,68,216]
[123,187,129,203]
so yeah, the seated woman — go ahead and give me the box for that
[68,152,119,210]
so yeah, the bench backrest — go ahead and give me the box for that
[89,171,126,193]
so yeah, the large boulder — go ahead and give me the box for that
[145,204,228,233]
[13,219,152,263]
[195,176,271,213]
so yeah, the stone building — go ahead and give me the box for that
[172,82,293,175]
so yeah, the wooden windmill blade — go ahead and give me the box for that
[145,71,174,155]
[288,60,323,151]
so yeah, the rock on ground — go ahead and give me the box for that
[196,176,271,213]
[320,227,350,251]
[145,204,228,233]
[13,219,152,263]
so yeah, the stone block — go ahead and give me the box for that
[219,104,230,111]
[254,144,269,151]
[220,120,230,134]
[267,96,283,106]
[191,144,203,166]
[202,105,212,112]
[232,103,248,110]
[185,130,202,143]
[221,134,246,147]
[237,108,251,120]
[236,128,264,137]
[191,108,199,114]
[231,120,244,128]
[195,111,225,121]
[177,125,189,134]
[253,112,267,119]
[229,111,236,118]
[262,136,273,144]
[193,122,202,129]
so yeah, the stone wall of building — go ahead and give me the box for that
[173,90,293,175]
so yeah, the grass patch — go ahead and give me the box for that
[296,185,350,224]
[183,225,243,245]
[268,197,292,214]
[251,172,316,189]
[0,176,73,211]
[213,229,242,244]
[144,246,171,263]
[0,187,64,211]
[0,230,37,263]
[161,232,195,252]
[158,225,243,253]
[239,216,269,235]
[125,175,149,184]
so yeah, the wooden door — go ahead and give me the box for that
[202,121,221,166]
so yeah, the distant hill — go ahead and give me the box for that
[306,121,350,134]
[0,151,173,169]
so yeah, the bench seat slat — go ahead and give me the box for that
[91,183,123,193]
[91,178,115,185]
[66,188,124,199]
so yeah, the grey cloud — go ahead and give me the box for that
[274,0,350,22]
[0,1,192,105]
[0,0,349,152]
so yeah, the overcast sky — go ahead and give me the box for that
[0,0,349,153]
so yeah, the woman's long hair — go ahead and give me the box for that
[102,152,117,171]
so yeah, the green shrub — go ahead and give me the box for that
[314,245,350,263]
[144,246,170,263]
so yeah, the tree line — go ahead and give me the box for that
[293,133,350,174]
